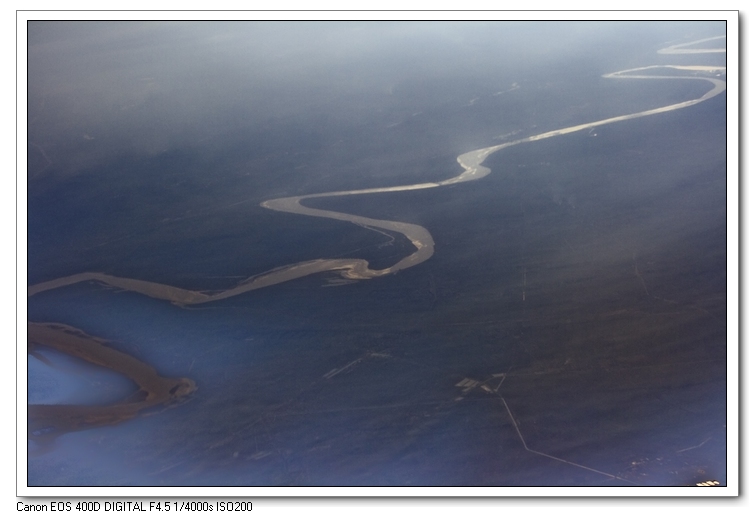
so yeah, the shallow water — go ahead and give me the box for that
[25,20,729,489]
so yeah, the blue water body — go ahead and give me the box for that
[26,21,729,488]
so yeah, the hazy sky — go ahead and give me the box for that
[27,21,723,179]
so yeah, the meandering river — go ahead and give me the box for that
[26,37,726,444]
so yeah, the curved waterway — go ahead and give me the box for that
[27,322,196,449]
[28,39,727,304]
[26,37,726,443]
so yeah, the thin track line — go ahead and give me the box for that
[494,385,637,484]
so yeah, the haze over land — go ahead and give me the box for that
[26,21,728,488]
